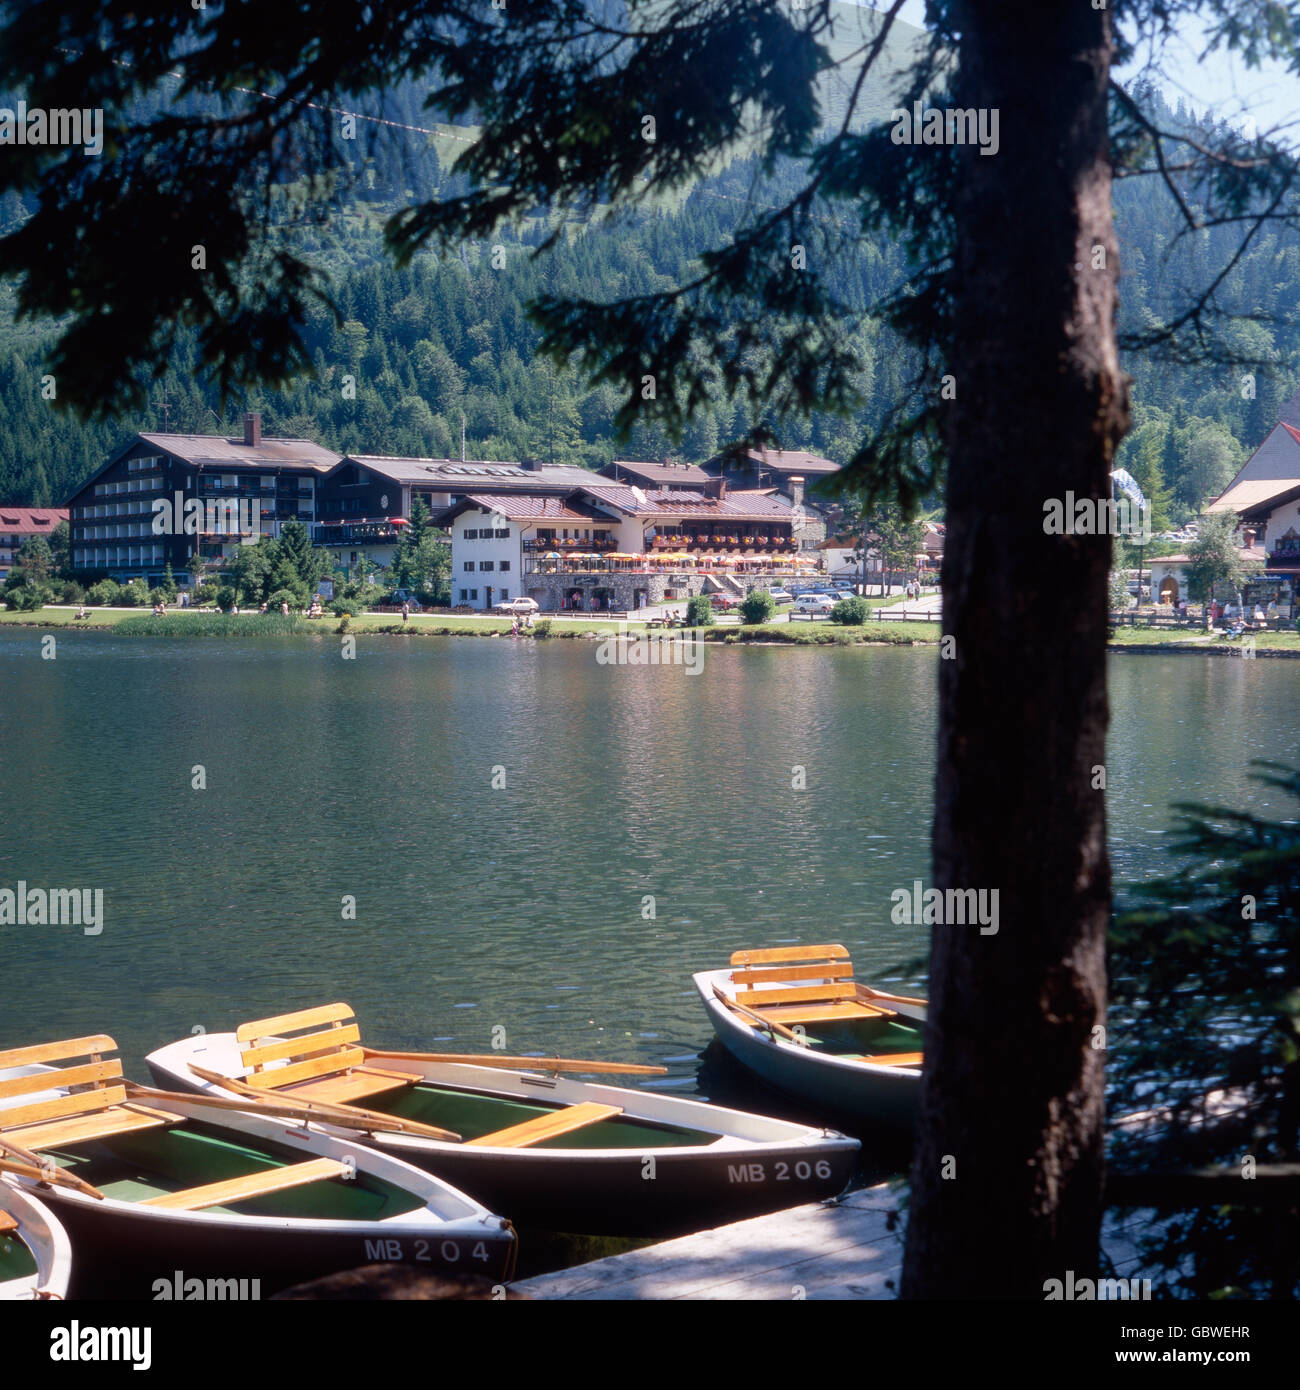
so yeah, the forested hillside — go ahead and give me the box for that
[0,72,1296,523]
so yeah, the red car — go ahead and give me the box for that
[708,592,742,610]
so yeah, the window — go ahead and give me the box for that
[463,528,478,539]
[459,589,468,601]
[464,562,474,572]
[479,561,494,571]
[495,528,510,539]
[500,589,509,600]
[469,589,478,600]
[499,561,510,572]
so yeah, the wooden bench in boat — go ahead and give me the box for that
[235,1004,422,1105]
[0,1210,17,1234]
[845,1052,923,1068]
[0,1035,179,1152]
[141,1157,350,1211]
[729,946,893,1026]
[465,1102,623,1149]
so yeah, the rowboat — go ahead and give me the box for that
[694,944,928,1128]
[146,1003,861,1236]
[0,1034,515,1297]
[0,1181,71,1300]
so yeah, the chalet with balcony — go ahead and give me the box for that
[313,455,598,573]
[702,446,842,549]
[64,414,339,584]
[0,506,69,579]
[1201,390,1300,614]
[438,478,806,612]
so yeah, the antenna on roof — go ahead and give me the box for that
[461,413,467,463]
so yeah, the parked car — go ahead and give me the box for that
[794,593,837,615]
[708,592,742,610]
[493,596,540,615]
[766,588,794,604]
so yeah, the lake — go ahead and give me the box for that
[0,630,1294,1113]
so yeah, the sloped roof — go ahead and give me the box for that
[0,506,68,535]
[1208,422,1300,514]
[444,493,609,523]
[600,460,711,487]
[137,433,340,471]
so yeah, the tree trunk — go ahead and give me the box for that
[902,2,1129,1298]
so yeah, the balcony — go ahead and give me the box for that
[313,520,404,545]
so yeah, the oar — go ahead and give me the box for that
[712,985,811,1046]
[122,1082,449,1138]
[364,1048,668,1076]
[856,982,927,1009]
[0,1141,106,1200]
[182,1067,461,1142]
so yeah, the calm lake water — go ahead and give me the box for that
[1,630,1295,1110]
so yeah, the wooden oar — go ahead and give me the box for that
[364,1048,668,1076]
[713,985,811,1046]
[0,1140,106,1200]
[856,983,927,1009]
[123,1082,454,1139]
[182,1067,461,1142]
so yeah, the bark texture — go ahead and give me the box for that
[901,1,1129,1298]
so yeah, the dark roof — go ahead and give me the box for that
[66,432,340,504]
[135,433,340,471]
[338,456,597,491]
[708,447,841,477]
[599,460,711,488]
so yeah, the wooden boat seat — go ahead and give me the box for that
[142,1157,349,1211]
[728,945,893,1025]
[280,1065,422,1106]
[0,1210,17,1234]
[466,1102,623,1149]
[235,1003,419,1105]
[846,1052,924,1068]
[7,1104,177,1154]
[0,1035,180,1152]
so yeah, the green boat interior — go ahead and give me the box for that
[724,944,926,1063]
[0,1036,425,1218]
[42,1123,424,1218]
[377,1083,719,1149]
[0,1225,38,1282]
[232,1004,720,1149]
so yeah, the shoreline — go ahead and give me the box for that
[4,609,1300,655]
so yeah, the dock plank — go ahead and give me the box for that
[515,1182,1149,1300]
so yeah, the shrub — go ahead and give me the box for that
[531,619,553,638]
[740,589,776,624]
[5,584,47,610]
[831,595,871,625]
[214,585,238,612]
[86,579,122,606]
[122,578,150,607]
[56,579,86,603]
[266,588,299,611]
[686,593,715,627]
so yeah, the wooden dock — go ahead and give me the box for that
[516,1182,1152,1300]
[516,1184,907,1300]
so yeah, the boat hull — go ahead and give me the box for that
[694,970,923,1129]
[148,1035,861,1237]
[2,1065,515,1298]
[0,1182,72,1300]
[27,1188,512,1299]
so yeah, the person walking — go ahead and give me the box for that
[402,601,410,623]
